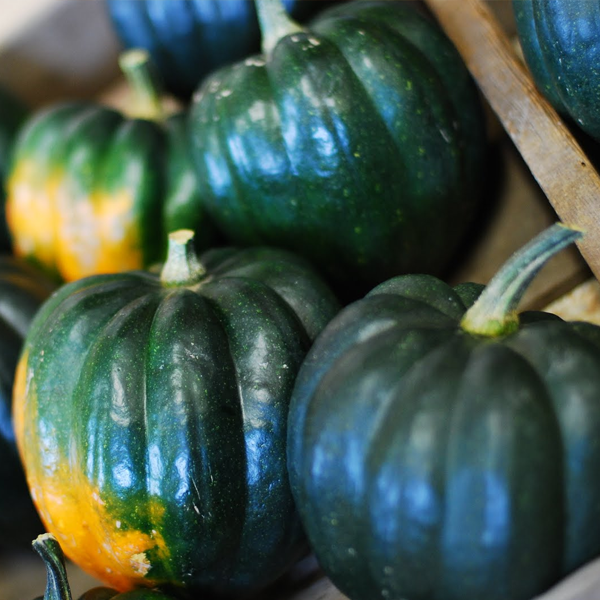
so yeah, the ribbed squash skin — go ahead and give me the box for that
[189,0,487,298]
[0,257,54,548]
[0,86,27,250]
[14,245,339,596]
[513,0,600,140]
[288,275,600,600]
[105,0,338,99]
[6,103,215,282]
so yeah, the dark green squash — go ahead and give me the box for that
[288,223,600,600]
[0,256,54,548]
[189,0,488,299]
[6,50,216,283]
[14,230,340,597]
[105,0,340,100]
[0,84,27,250]
[32,534,177,600]
[513,0,600,140]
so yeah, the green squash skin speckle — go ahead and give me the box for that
[189,0,488,299]
[288,274,600,600]
[16,246,340,596]
[513,0,600,140]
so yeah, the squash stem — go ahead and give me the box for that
[160,229,207,287]
[32,533,73,600]
[255,0,305,56]
[460,223,583,337]
[119,48,164,121]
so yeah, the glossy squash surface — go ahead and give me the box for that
[513,0,600,140]
[288,224,600,600]
[6,53,215,282]
[0,257,54,547]
[105,0,338,99]
[189,0,487,298]
[15,231,340,596]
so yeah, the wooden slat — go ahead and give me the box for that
[424,0,600,284]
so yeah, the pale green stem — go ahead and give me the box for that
[119,48,164,121]
[254,0,305,56]
[32,533,73,600]
[461,223,583,337]
[160,229,206,287]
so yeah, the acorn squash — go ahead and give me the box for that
[288,223,600,600]
[14,230,339,596]
[6,50,216,282]
[189,0,488,298]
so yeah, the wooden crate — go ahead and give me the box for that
[1,2,599,600]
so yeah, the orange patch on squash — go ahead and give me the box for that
[6,162,61,274]
[30,474,168,591]
[56,188,143,281]
[6,160,144,282]
[13,350,169,592]
[12,350,30,463]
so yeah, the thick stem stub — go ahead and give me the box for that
[119,48,164,121]
[254,0,305,56]
[160,229,207,287]
[460,223,583,337]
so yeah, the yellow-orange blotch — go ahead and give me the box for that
[7,161,144,281]
[13,350,169,591]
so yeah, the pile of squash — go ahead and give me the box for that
[3,1,600,600]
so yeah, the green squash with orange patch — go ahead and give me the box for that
[6,51,216,282]
[14,230,340,597]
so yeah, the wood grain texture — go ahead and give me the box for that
[424,0,600,283]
